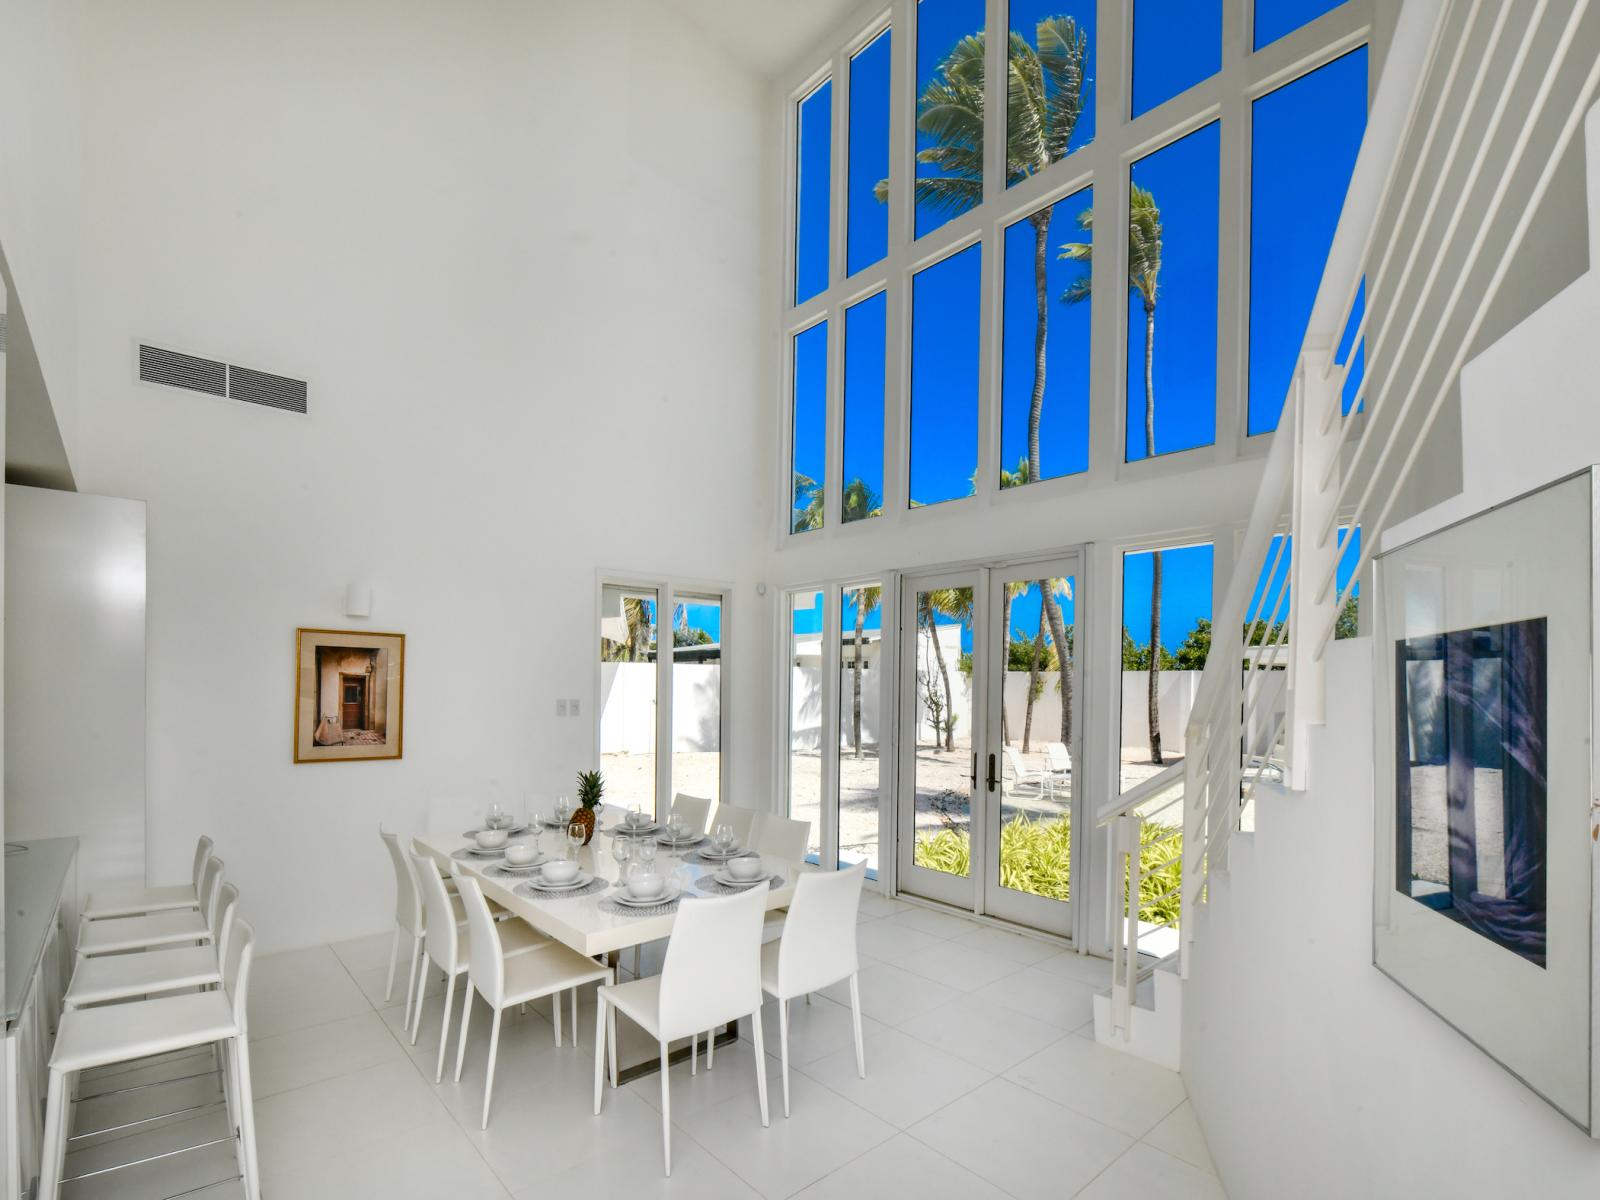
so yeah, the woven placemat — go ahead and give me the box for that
[514,877,607,900]
[695,874,786,897]
[597,894,682,917]
[688,848,757,865]
[451,846,505,863]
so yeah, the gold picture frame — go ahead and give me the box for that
[293,628,405,763]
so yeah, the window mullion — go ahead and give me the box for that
[1216,0,1249,459]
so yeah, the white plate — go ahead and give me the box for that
[525,870,593,892]
[612,881,682,908]
[713,867,774,888]
[655,833,704,848]
[465,845,510,857]
[698,845,748,860]
[612,822,660,837]
[495,858,548,873]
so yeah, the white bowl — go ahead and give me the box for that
[625,872,665,900]
[504,843,538,866]
[540,859,580,884]
[474,829,509,850]
[727,855,763,881]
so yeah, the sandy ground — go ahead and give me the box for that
[1405,764,1506,896]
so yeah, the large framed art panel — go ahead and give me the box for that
[1374,469,1597,1132]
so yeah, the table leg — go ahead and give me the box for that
[613,1019,740,1087]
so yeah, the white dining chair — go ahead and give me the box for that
[82,835,213,921]
[64,883,240,1010]
[594,883,769,1176]
[382,827,464,1029]
[762,864,867,1116]
[408,851,551,1082]
[668,792,713,835]
[708,802,758,846]
[753,813,810,863]
[77,856,225,959]
[451,868,613,1128]
[39,920,262,1200]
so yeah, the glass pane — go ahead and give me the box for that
[914,0,986,239]
[791,322,828,533]
[795,79,833,306]
[910,243,981,507]
[1247,47,1368,436]
[1120,544,1213,793]
[911,585,974,876]
[1007,0,1095,186]
[1132,0,1221,117]
[839,583,884,876]
[671,594,722,806]
[848,29,892,276]
[599,584,658,816]
[1001,187,1091,487]
[1254,0,1345,50]
[843,293,887,523]
[996,575,1075,902]
[788,590,826,864]
[1127,123,1219,462]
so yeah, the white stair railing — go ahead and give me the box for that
[1100,0,1600,1037]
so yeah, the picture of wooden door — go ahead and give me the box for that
[341,673,368,731]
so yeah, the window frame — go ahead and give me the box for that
[593,571,733,820]
[777,0,1375,548]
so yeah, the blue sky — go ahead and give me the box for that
[794,2,1366,524]
[1124,543,1214,652]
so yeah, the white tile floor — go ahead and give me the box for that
[59,897,1225,1200]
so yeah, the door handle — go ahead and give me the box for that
[970,754,978,790]
[986,753,997,793]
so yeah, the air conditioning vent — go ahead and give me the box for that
[138,345,226,397]
[137,343,307,414]
[228,365,307,414]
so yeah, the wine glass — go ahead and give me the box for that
[628,802,644,829]
[635,838,657,872]
[566,821,586,861]
[713,822,735,855]
[610,834,632,880]
[485,801,506,830]
[555,795,573,827]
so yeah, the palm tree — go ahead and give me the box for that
[841,477,883,523]
[919,586,973,752]
[1039,576,1074,746]
[792,471,823,532]
[1021,605,1048,752]
[848,584,883,758]
[1061,184,1166,763]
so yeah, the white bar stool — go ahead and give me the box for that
[64,883,240,1010]
[76,857,225,959]
[82,835,214,921]
[38,920,262,1200]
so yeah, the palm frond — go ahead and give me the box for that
[1035,17,1088,162]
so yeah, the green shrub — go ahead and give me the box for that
[912,815,1181,925]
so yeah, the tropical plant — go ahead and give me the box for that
[841,477,883,524]
[1335,594,1360,639]
[792,471,824,533]
[602,595,657,662]
[571,769,604,844]
[919,586,973,750]
[848,584,883,759]
[1173,618,1211,670]
[1021,606,1049,752]
[1062,183,1165,762]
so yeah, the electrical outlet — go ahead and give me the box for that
[556,698,568,717]
[569,698,581,717]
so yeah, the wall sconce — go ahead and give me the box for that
[343,583,373,619]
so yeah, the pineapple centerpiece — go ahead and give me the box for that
[571,769,604,845]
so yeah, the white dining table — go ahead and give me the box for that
[413,811,802,1082]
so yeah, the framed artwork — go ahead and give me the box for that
[1373,469,1597,1134]
[293,628,405,763]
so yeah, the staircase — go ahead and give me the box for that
[1094,0,1600,1070]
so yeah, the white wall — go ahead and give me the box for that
[3,485,146,907]
[1183,639,1600,1197]
[64,0,773,952]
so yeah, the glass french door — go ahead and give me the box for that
[897,554,1083,937]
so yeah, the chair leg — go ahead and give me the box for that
[384,926,400,1002]
[593,996,608,1114]
[38,1068,68,1200]
[234,1036,264,1200]
[608,1003,618,1087]
[691,1029,698,1076]
[778,998,791,1117]
[750,1008,770,1127]
[410,956,430,1045]
[455,982,475,1082]
[570,987,578,1047]
[435,972,458,1083]
[706,1026,715,1070]
[849,973,866,1078]
[481,1008,503,1130]
[553,985,562,1046]
[402,936,421,1032]
[659,1041,672,1176]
